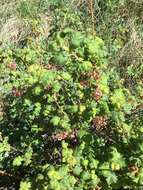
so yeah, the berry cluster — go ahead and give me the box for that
[91,87,102,102]
[12,88,22,97]
[89,70,100,80]
[92,116,107,131]
[8,61,17,70]
[53,129,77,141]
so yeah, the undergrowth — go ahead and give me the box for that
[0,0,143,189]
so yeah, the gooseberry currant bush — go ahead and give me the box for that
[0,20,143,190]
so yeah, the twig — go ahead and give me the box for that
[88,0,95,35]
[0,170,20,180]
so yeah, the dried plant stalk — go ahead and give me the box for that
[87,0,95,34]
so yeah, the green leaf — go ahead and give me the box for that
[48,169,62,180]
[79,61,92,72]
[112,111,125,125]
[73,166,82,176]
[0,137,10,153]
[33,86,42,95]
[110,147,125,168]
[104,171,117,185]
[61,72,72,80]
[51,116,61,126]
[13,156,23,166]
[53,82,62,92]
[81,171,90,180]
[86,37,106,58]
[23,146,33,166]
[54,52,69,65]
[70,32,84,48]
[36,173,44,181]
[89,159,99,169]
[41,71,56,85]
[70,105,78,113]
[138,168,143,185]
[99,162,110,170]
[98,74,109,94]
[91,172,100,186]
[110,89,126,109]
[20,181,31,190]
[59,166,69,177]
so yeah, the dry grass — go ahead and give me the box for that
[115,20,143,88]
[0,0,18,26]
[0,0,20,44]
[0,17,23,44]
[0,0,52,45]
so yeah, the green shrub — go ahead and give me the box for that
[0,24,143,190]
[0,1,143,189]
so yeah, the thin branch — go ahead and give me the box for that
[0,170,20,180]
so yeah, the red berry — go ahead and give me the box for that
[12,88,22,97]
[8,62,17,70]
[92,116,107,131]
[128,165,139,175]
[91,87,102,102]
[80,80,89,88]
[44,85,52,92]
[89,70,100,80]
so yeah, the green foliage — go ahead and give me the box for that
[0,1,143,190]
